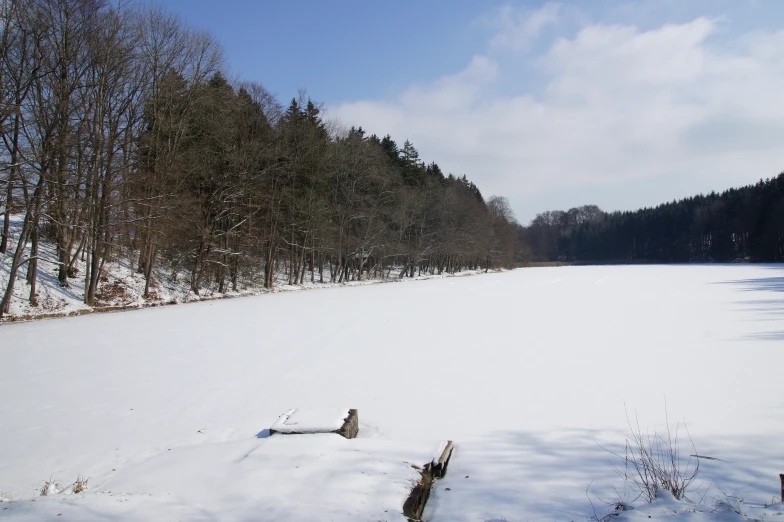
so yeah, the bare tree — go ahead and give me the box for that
[132,7,224,297]
[1,0,525,318]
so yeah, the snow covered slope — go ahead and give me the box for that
[0,215,488,322]
[1,264,783,520]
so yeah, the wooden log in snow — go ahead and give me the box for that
[403,466,433,521]
[338,409,359,439]
[269,408,358,439]
[403,440,454,521]
[431,440,453,478]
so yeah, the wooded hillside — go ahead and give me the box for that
[0,0,523,318]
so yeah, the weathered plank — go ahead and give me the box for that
[338,409,359,439]
[431,440,453,478]
[403,465,434,521]
[403,440,454,521]
[269,408,359,439]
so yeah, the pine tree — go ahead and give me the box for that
[400,139,425,186]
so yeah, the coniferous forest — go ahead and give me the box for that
[0,0,522,318]
[521,173,784,263]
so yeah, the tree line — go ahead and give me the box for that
[521,174,784,263]
[0,0,523,318]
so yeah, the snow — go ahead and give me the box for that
[610,489,784,521]
[1,264,784,521]
[270,408,350,433]
[0,434,438,521]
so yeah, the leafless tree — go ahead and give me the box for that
[0,0,526,318]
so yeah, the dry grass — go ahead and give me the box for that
[712,493,745,515]
[39,477,62,496]
[95,281,129,306]
[72,475,89,494]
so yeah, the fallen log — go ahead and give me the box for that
[269,408,358,439]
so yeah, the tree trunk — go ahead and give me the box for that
[338,258,347,283]
[28,232,39,307]
[0,109,21,255]
[231,248,238,291]
[288,241,295,285]
[143,237,156,298]
[264,243,276,289]
[26,225,38,285]
[191,238,206,294]
[318,251,324,283]
[69,231,86,276]
[299,245,306,285]
[311,245,315,283]
[193,242,210,294]
[0,218,31,316]
[357,253,365,282]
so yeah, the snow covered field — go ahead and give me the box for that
[1,264,784,521]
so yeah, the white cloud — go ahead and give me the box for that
[399,55,497,112]
[489,2,561,52]
[330,10,784,221]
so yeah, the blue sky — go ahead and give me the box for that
[159,0,784,223]
[156,0,494,103]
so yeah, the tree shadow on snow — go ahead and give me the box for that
[32,266,84,302]
[715,266,784,341]
[714,264,784,292]
[742,330,784,341]
[424,429,784,522]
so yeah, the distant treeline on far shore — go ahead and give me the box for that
[519,173,784,264]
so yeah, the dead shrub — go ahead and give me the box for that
[72,475,89,494]
[600,408,699,503]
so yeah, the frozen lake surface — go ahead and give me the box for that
[1,264,783,520]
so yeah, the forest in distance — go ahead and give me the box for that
[523,173,784,264]
[1,0,784,320]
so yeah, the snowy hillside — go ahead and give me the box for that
[2,264,784,520]
[0,215,488,322]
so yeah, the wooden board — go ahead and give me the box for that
[403,440,454,521]
[269,408,358,439]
